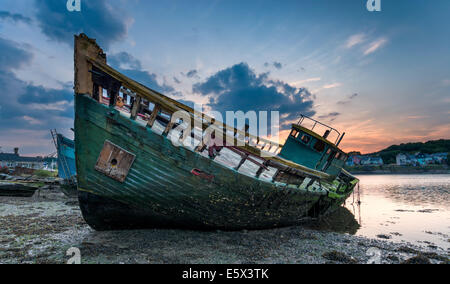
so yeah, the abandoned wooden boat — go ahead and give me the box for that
[74,34,359,230]
[50,130,77,196]
[0,182,39,197]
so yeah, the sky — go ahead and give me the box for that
[0,0,449,156]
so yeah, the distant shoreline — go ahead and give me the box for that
[345,165,450,175]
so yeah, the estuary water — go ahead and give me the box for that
[343,174,450,250]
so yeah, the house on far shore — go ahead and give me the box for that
[431,152,448,164]
[396,153,410,166]
[346,155,383,166]
[0,148,57,172]
[360,156,384,166]
[396,152,448,166]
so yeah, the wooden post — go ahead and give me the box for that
[74,34,107,97]
[108,89,117,107]
[147,104,161,128]
[195,130,211,153]
[179,120,194,143]
[130,96,142,120]
[235,154,249,171]
[122,93,128,105]
[93,83,100,101]
[255,161,269,178]
[163,115,174,137]
[272,169,281,183]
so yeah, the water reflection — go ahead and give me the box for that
[334,174,450,249]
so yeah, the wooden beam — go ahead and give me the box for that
[83,51,333,181]
[87,54,283,148]
[147,104,161,128]
[255,164,267,178]
[130,96,142,120]
[235,154,249,171]
[163,120,174,137]
[108,89,117,107]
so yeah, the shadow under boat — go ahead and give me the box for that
[300,206,360,235]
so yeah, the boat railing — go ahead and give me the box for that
[91,59,329,181]
[296,115,342,145]
[74,34,331,183]
[89,58,284,155]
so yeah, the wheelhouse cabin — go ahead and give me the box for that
[279,115,348,177]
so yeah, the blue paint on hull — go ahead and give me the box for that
[56,134,77,180]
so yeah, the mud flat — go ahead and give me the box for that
[0,188,448,264]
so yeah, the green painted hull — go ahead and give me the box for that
[75,94,353,230]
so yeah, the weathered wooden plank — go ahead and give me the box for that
[147,104,160,128]
[163,120,174,137]
[235,154,249,171]
[130,96,142,120]
[94,140,136,183]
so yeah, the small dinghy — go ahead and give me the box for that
[0,182,39,197]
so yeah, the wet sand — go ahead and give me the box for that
[0,187,448,264]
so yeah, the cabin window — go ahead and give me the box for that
[300,134,311,144]
[341,154,348,161]
[326,148,332,155]
[290,130,299,138]
[313,140,326,152]
[336,152,341,160]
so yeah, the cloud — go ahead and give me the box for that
[18,85,73,109]
[0,37,33,72]
[364,38,388,56]
[322,83,342,89]
[442,79,450,86]
[109,51,175,94]
[0,10,32,24]
[345,33,366,49]
[34,0,130,48]
[273,62,282,70]
[318,112,341,123]
[108,51,141,70]
[349,93,358,99]
[264,62,283,70]
[0,36,74,154]
[292,77,321,86]
[318,112,340,119]
[337,93,359,105]
[193,62,315,130]
[173,77,181,84]
[185,69,199,78]
[177,99,197,109]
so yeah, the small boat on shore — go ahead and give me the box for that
[0,182,39,197]
[51,130,77,197]
[73,34,359,230]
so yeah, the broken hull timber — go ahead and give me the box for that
[75,94,353,230]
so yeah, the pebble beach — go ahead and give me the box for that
[0,186,448,264]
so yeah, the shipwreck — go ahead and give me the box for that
[73,34,359,230]
[51,129,77,196]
